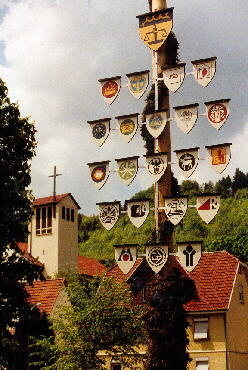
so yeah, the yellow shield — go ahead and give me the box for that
[137,8,173,51]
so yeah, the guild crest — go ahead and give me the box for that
[164,197,188,225]
[192,57,217,87]
[174,103,199,134]
[126,199,150,228]
[174,148,199,178]
[87,118,111,147]
[137,8,174,51]
[163,63,186,93]
[206,143,232,174]
[146,245,168,273]
[87,160,110,190]
[115,156,139,186]
[145,110,168,138]
[116,113,139,143]
[196,194,220,224]
[177,242,202,272]
[99,76,121,105]
[205,99,230,130]
[115,245,137,274]
[126,70,149,99]
[97,201,121,230]
[144,152,168,183]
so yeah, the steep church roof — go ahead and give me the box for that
[33,193,81,209]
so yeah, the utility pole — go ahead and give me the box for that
[150,0,173,247]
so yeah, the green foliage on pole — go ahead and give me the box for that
[30,275,146,370]
[0,78,44,368]
[143,268,195,370]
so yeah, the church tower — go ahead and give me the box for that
[28,193,80,277]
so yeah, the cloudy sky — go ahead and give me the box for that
[0,0,247,215]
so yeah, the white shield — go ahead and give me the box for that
[177,242,202,272]
[164,197,188,225]
[98,76,121,105]
[126,199,150,228]
[88,119,111,147]
[175,148,199,178]
[162,63,186,93]
[97,201,121,231]
[144,153,168,183]
[115,156,139,186]
[116,113,139,143]
[174,103,199,134]
[146,111,168,138]
[206,143,232,174]
[146,245,168,274]
[192,57,217,87]
[115,245,137,274]
[205,99,230,130]
[126,70,149,99]
[87,161,110,190]
[196,195,220,224]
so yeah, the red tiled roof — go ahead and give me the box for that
[33,193,81,209]
[26,279,65,315]
[78,256,107,277]
[106,251,239,312]
[185,251,239,312]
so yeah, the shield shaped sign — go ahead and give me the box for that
[205,99,231,130]
[87,161,110,190]
[206,143,232,174]
[146,245,168,274]
[126,70,149,99]
[116,113,139,143]
[115,245,137,274]
[136,8,173,51]
[175,147,199,178]
[97,201,121,231]
[196,194,220,224]
[164,197,188,225]
[162,63,186,93]
[192,57,217,87]
[144,152,168,183]
[146,110,168,138]
[87,118,111,147]
[115,156,139,186]
[98,76,121,105]
[126,199,150,228]
[174,103,199,134]
[177,242,202,272]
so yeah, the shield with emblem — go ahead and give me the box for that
[206,143,232,174]
[126,199,150,228]
[87,160,110,190]
[144,152,168,183]
[146,245,168,273]
[174,103,199,134]
[196,194,220,224]
[97,201,121,231]
[192,57,217,87]
[163,63,186,93]
[87,118,111,147]
[136,8,173,51]
[205,99,231,130]
[115,244,137,274]
[98,76,121,105]
[174,147,199,178]
[177,242,202,272]
[164,197,188,225]
[145,110,168,138]
[115,156,139,186]
[116,113,139,143]
[126,70,149,99]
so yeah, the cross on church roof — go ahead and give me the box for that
[48,166,62,200]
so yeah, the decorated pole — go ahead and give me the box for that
[150,0,173,247]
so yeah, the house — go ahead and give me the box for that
[106,245,248,370]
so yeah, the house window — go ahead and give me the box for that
[239,285,244,303]
[194,318,208,340]
[62,206,65,219]
[36,206,52,235]
[196,358,209,369]
[111,364,122,370]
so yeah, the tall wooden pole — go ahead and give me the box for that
[150,0,173,247]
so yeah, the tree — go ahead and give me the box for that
[180,180,200,197]
[215,175,232,198]
[0,79,44,368]
[232,168,248,195]
[143,268,195,370]
[31,275,145,370]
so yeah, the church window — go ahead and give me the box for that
[36,206,53,235]
[62,206,65,219]
[71,209,74,222]
[66,208,70,220]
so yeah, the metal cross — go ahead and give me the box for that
[48,166,62,200]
